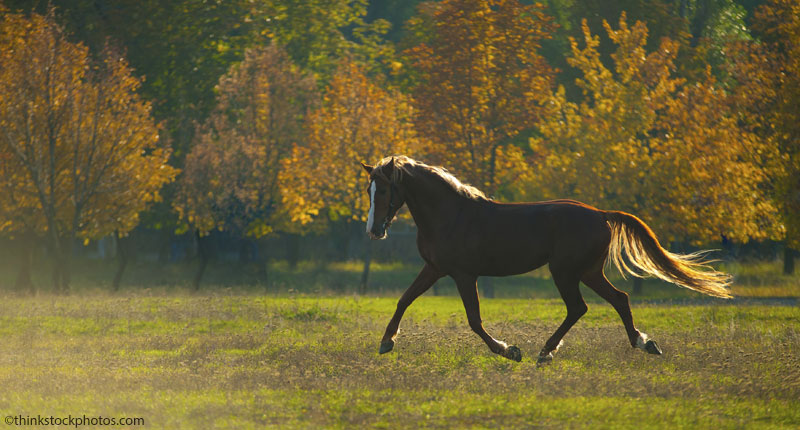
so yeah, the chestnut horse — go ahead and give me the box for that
[361,155,731,364]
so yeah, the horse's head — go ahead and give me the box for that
[361,157,405,240]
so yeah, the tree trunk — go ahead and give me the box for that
[47,231,63,293]
[334,221,350,262]
[112,232,129,292]
[51,262,61,293]
[359,238,373,295]
[193,230,209,290]
[480,277,495,298]
[258,239,270,289]
[785,246,796,275]
[679,0,689,18]
[14,231,35,293]
[61,242,72,293]
[51,236,72,294]
[238,238,252,264]
[633,277,643,295]
[286,233,300,270]
[157,228,171,265]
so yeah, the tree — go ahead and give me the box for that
[280,59,425,292]
[5,1,398,257]
[404,0,557,297]
[746,0,800,274]
[0,112,44,292]
[0,7,177,292]
[406,0,556,200]
[529,15,778,265]
[175,44,316,288]
[540,0,688,98]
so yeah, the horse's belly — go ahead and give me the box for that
[476,252,548,277]
[444,239,549,277]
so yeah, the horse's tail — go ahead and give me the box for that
[604,211,732,299]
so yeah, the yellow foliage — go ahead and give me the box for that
[530,14,778,244]
[741,0,800,248]
[0,9,177,241]
[280,60,425,230]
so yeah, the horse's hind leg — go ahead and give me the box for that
[453,274,522,362]
[538,271,587,364]
[581,268,662,355]
[379,263,443,354]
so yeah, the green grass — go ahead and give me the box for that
[0,293,798,429]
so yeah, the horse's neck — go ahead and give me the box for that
[402,174,477,237]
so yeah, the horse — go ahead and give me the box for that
[360,155,732,364]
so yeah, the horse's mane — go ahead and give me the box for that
[373,155,489,201]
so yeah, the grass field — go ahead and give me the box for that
[0,289,798,429]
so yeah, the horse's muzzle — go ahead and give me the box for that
[368,229,387,240]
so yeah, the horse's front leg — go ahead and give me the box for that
[379,264,443,354]
[454,274,522,362]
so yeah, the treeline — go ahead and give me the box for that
[0,0,798,293]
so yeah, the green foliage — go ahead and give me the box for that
[5,0,261,152]
[257,0,396,82]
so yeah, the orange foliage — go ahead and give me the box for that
[175,45,316,237]
[280,60,424,229]
[406,0,555,198]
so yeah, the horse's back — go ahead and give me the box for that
[461,199,611,276]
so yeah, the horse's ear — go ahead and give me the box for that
[382,156,399,178]
[360,162,373,174]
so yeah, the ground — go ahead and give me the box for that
[0,290,798,429]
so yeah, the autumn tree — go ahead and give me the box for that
[529,15,778,270]
[0,8,177,292]
[403,0,556,297]
[175,44,316,288]
[5,0,392,259]
[0,111,44,291]
[740,0,800,274]
[406,0,556,200]
[280,60,425,291]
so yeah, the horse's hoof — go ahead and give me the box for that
[644,340,662,355]
[503,345,522,362]
[379,339,395,354]
[536,352,553,366]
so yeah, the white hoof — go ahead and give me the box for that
[536,340,564,366]
[635,332,650,350]
[635,332,662,355]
